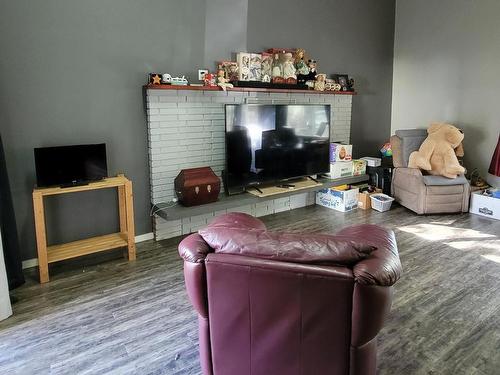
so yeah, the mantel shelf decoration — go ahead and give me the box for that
[147,47,356,94]
[143,84,356,95]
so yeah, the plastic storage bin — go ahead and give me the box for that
[370,193,394,212]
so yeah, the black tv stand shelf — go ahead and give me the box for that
[153,174,369,221]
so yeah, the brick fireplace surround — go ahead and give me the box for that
[145,87,353,240]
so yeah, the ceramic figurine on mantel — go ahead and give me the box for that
[271,53,284,83]
[203,72,216,87]
[217,69,234,91]
[305,59,318,88]
[325,78,342,91]
[346,77,355,92]
[314,73,326,91]
[148,73,163,85]
[282,53,297,83]
[261,53,273,82]
[294,48,310,84]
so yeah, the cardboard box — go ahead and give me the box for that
[316,187,359,212]
[357,188,382,210]
[469,190,500,220]
[330,143,352,162]
[325,161,353,179]
[352,159,367,176]
[360,157,381,167]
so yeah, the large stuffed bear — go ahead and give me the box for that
[408,123,465,179]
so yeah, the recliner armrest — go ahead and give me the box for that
[179,233,213,263]
[336,224,402,287]
[393,166,423,177]
[179,233,213,318]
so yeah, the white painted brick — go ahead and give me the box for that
[190,212,215,225]
[148,114,178,122]
[178,102,204,108]
[290,193,308,209]
[148,89,178,96]
[154,217,181,230]
[159,96,186,103]
[147,90,353,239]
[148,102,177,109]
[211,96,236,103]
[187,96,212,103]
[178,114,204,121]
[180,90,204,97]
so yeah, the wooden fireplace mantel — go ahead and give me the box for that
[143,84,356,95]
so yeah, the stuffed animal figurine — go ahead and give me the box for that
[408,122,466,179]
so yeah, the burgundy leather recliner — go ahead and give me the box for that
[178,213,402,375]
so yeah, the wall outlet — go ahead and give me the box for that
[198,69,208,81]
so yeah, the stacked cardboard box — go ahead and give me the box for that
[326,143,366,178]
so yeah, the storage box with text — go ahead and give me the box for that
[316,187,359,212]
[469,191,500,220]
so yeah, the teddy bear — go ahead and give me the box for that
[408,122,466,179]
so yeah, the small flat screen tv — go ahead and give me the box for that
[225,104,330,194]
[34,143,108,188]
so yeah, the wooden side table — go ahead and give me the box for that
[32,175,136,283]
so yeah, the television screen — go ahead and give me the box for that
[34,143,108,187]
[225,104,330,194]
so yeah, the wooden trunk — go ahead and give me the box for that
[174,167,221,207]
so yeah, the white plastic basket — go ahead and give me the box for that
[370,193,395,212]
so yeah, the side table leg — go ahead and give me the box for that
[118,185,128,259]
[33,193,49,283]
[124,181,136,261]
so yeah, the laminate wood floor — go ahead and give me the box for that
[1,205,499,375]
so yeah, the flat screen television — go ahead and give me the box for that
[34,143,108,188]
[225,104,330,194]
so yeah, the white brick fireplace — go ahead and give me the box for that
[145,87,353,240]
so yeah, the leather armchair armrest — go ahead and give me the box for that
[179,233,213,263]
[336,224,402,287]
[178,233,213,318]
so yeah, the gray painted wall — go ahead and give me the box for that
[1,0,397,261]
[204,0,248,68]
[247,0,396,158]
[0,0,206,260]
[392,0,500,175]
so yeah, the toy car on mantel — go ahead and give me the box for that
[171,76,188,85]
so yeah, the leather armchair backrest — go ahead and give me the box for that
[205,253,354,375]
[393,128,427,167]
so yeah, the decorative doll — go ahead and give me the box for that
[271,53,282,79]
[282,53,297,81]
[306,59,317,80]
[203,72,216,87]
[346,78,355,92]
[305,59,318,88]
[217,69,233,91]
[261,53,272,82]
[314,73,326,91]
[294,49,309,84]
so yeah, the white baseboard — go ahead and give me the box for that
[22,258,39,270]
[134,232,154,242]
[21,232,154,270]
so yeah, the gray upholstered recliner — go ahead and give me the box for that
[391,129,470,214]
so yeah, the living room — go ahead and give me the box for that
[0,0,499,374]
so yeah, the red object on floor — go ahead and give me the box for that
[489,134,500,177]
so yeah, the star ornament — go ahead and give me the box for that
[151,74,162,85]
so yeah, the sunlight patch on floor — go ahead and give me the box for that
[397,223,495,242]
[444,239,500,263]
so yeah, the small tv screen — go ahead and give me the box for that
[34,143,108,187]
[225,104,330,194]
